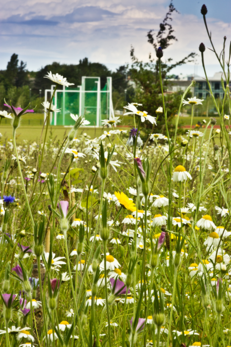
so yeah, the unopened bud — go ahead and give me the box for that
[214,145,219,151]
[201,4,208,15]
[100,227,109,241]
[32,168,37,174]
[203,294,210,307]
[199,43,206,53]
[82,314,88,325]
[156,47,163,59]
[4,308,11,321]
[211,118,216,125]
[92,259,99,272]
[92,166,97,173]
[154,313,165,326]
[181,139,188,147]
[216,299,223,314]
[77,243,83,255]
[3,280,10,292]
[34,245,43,257]
[108,294,115,304]
[100,167,107,180]
[142,182,149,196]
[60,218,69,234]
[151,254,158,268]
[19,230,26,237]
[24,280,32,293]
[49,298,56,310]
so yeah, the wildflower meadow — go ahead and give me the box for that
[1,5,231,347]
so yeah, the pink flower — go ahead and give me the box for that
[59,201,69,218]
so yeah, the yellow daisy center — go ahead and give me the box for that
[160,288,165,293]
[21,330,30,335]
[114,268,122,275]
[79,260,85,264]
[190,263,198,267]
[60,321,69,325]
[188,100,197,104]
[154,214,162,218]
[147,316,153,319]
[74,218,81,221]
[106,255,115,263]
[216,255,223,263]
[47,329,53,335]
[209,232,219,239]
[174,165,186,172]
[192,343,201,346]
[202,215,212,221]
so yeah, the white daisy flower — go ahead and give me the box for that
[120,296,134,304]
[66,309,74,317]
[172,165,192,182]
[196,215,216,230]
[0,110,13,119]
[44,71,74,87]
[156,107,163,113]
[70,114,90,126]
[105,321,119,327]
[187,130,203,138]
[97,274,110,287]
[65,148,86,159]
[41,101,60,113]
[86,297,105,307]
[182,97,203,106]
[89,234,102,242]
[132,210,150,218]
[26,299,42,309]
[122,215,137,224]
[110,238,121,245]
[43,252,66,271]
[204,231,220,250]
[108,268,126,282]
[62,272,71,282]
[58,321,72,331]
[101,117,121,127]
[136,110,157,124]
[215,206,229,217]
[45,329,58,341]
[100,254,121,271]
[71,218,84,227]
[56,234,64,240]
[153,195,169,207]
[17,330,34,342]
[215,226,231,238]
[146,316,153,324]
[152,214,167,227]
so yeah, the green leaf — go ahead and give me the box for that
[65,168,83,185]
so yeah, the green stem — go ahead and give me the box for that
[37,256,48,345]
[103,241,111,346]
[5,320,10,347]
[166,267,177,347]
[13,129,34,227]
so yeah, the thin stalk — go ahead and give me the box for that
[13,129,34,227]
[37,256,48,345]
[103,241,111,346]
[166,267,177,347]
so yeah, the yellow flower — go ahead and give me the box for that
[114,192,136,212]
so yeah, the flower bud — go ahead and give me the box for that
[151,254,158,268]
[92,166,97,173]
[156,47,163,59]
[154,313,165,326]
[216,299,223,314]
[199,43,206,53]
[201,4,208,15]
[4,308,11,321]
[211,118,216,125]
[100,167,107,180]
[142,182,149,196]
[214,145,219,151]
[174,253,181,268]
[20,230,26,237]
[203,294,210,308]
[60,218,69,234]
[13,116,20,130]
[92,259,99,272]
[34,245,43,257]
[181,139,188,147]
[49,298,56,310]
[68,128,76,141]
[100,227,109,241]
[23,280,32,293]
[32,168,37,174]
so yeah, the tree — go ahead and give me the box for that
[130,0,196,134]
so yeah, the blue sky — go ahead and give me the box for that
[0,0,230,76]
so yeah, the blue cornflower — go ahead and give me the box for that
[3,195,15,204]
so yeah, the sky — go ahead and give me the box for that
[0,0,231,77]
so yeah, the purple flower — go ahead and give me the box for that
[59,201,69,218]
[129,128,139,138]
[2,293,16,308]
[19,297,27,309]
[157,232,166,251]
[130,317,146,332]
[18,244,32,253]
[4,104,34,117]
[216,278,222,295]
[21,308,30,316]
[110,278,130,295]
[50,278,60,293]
[25,177,31,181]
[134,158,146,179]
[12,265,24,280]
[29,277,39,289]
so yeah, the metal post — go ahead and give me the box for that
[78,86,82,117]
[63,85,65,126]
[109,77,114,119]
[95,81,100,126]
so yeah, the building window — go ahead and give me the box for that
[206,93,210,98]
[215,93,220,99]
[215,82,220,90]
[198,93,203,98]
[197,82,203,90]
